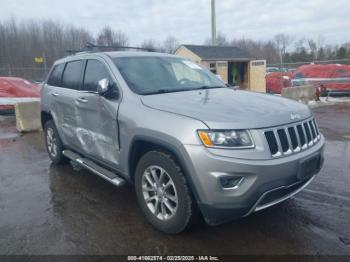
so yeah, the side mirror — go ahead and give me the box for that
[97,78,110,95]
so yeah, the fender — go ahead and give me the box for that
[128,135,202,204]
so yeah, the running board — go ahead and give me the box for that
[62,150,125,187]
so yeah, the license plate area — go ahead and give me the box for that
[298,154,321,181]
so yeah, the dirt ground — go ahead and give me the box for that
[0,103,349,256]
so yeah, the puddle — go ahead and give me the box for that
[0,132,18,140]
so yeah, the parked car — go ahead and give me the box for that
[41,50,325,234]
[266,72,292,94]
[0,77,40,112]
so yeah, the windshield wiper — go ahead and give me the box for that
[143,85,225,95]
[194,85,226,90]
[143,88,189,95]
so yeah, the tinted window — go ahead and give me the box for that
[62,60,83,90]
[47,63,65,86]
[83,60,111,92]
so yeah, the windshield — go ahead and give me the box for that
[113,56,225,95]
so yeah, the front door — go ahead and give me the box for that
[74,59,121,166]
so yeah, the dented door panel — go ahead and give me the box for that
[75,92,120,165]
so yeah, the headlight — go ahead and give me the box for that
[198,130,254,148]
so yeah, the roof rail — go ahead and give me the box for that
[66,42,156,56]
[66,49,85,55]
[86,42,156,52]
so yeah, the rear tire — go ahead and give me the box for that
[134,151,198,234]
[44,120,67,165]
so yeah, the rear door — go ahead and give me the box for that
[75,58,121,166]
[52,60,84,148]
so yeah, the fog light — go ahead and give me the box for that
[219,176,244,189]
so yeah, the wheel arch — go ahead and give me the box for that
[128,136,201,202]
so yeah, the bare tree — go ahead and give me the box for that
[216,32,229,46]
[162,36,179,54]
[274,33,292,60]
[96,26,129,46]
[204,32,229,46]
[308,39,317,60]
[308,35,325,60]
[140,39,158,50]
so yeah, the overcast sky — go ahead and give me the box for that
[1,0,350,46]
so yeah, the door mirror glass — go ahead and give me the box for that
[97,78,110,94]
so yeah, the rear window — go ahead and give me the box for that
[47,63,65,86]
[62,60,83,90]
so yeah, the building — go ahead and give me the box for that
[175,44,266,92]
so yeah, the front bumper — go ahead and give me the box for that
[181,135,325,225]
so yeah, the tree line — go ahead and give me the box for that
[0,19,349,76]
[205,33,350,65]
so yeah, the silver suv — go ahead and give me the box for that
[41,50,325,234]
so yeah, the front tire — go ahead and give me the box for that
[134,151,198,234]
[44,120,67,165]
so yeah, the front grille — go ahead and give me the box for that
[264,118,321,157]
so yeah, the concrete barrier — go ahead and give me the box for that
[15,101,41,132]
[281,85,316,103]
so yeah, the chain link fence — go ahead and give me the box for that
[267,59,350,70]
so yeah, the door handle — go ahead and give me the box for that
[51,92,59,97]
[76,97,88,103]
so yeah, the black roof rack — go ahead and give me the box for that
[66,42,156,55]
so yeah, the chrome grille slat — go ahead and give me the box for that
[309,120,318,142]
[264,118,320,158]
[302,123,311,145]
[313,119,320,137]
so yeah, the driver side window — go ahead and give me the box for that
[83,59,112,92]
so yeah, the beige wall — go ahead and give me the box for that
[248,60,266,93]
[175,46,201,63]
[216,61,228,83]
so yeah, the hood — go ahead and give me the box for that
[141,88,312,129]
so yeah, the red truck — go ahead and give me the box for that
[266,72,293,94]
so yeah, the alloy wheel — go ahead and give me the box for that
[141,165,178,220]
[46,127,58,158]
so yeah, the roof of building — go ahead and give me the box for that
[180,44,254,61]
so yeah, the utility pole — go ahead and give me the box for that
[211,0,216,46]
[280,49,284,91]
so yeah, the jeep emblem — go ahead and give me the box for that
[290,113,301,120]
